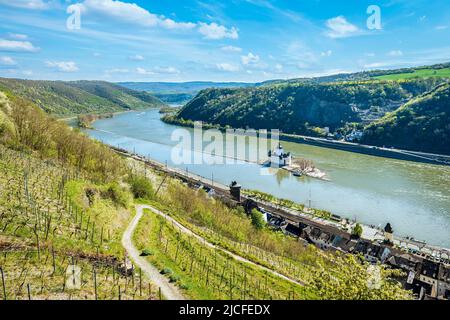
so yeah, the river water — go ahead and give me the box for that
[83,109,450,248]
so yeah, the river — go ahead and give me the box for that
[83,109,450,248]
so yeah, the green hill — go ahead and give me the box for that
[0,78,165,117]
[171,79,441,136]
[374,68,450,81]
[362,82,450,155]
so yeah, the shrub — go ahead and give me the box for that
[180,283,190,290]
[160,267,173,275]
[352,223,363,238]
[169,274,181,283]
[250,208,266,230]
[128,175,155,200]
[140,248,154,257]
[105,182,131,207]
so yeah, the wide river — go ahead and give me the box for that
[84,109,450,248]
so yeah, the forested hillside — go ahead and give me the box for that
[362,82,450,154]
[171,79,441,136]
[0,78,165,117]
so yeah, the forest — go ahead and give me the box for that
[362,82,450,154]
[171,78,443,138]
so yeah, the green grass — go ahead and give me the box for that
[374,68,450,80]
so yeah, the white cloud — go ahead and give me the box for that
[77,0,196,30]
[216,63,240,72]
[363,62,391,69]
[198,22,239,40]
[135,66,180,75]
[106,68,129,74]
[8,33,28,40]
[275,63,283,72]
[321,50,332,57]
[325,16,360,39]
[0,0,50,10]
[0,39,39,52]
[436,25,448,30]
[241,52,260,65]
[136,67,155,75]
[0,56,17,66]
[388,50,403,57]
[46,61,79,72]
[75,1,238,40]
[365,52,376,57]
[221,45,242,52]
[285,41,318,68]
[129,54,144,61]
[154,66,180,74]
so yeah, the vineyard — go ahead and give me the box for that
[133,207,316,300]
[128,159,412,300]
[0,145,156,300]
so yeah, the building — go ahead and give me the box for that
[346,130,363,142]
[354,240,392,263]
[268,143,292,167]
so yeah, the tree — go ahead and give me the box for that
[250,208,266,230]
[352,223,363,238]
[128,175,154,200]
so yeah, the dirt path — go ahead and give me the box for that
[121,205,185,300]
[137,204,306,287]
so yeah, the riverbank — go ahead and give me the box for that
[59,109,144,123]
[77,113,114,128]
[280,133,450,166]
[110,145,450,260]
[161,116,450,166]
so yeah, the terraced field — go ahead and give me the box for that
[0,146,156,300]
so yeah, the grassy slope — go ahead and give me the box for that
[0,145,157,300]
[374,68,450,80]
[0,78,165,117]
[0,90,159,300]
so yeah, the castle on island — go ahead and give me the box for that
[268,143,292,167]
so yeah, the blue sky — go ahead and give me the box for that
[0,0,450,82]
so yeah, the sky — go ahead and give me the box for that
[0,0,450,82]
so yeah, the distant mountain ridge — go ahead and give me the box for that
[118,81,256,104]
[118,81,255,94]
[0,78,165,117]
